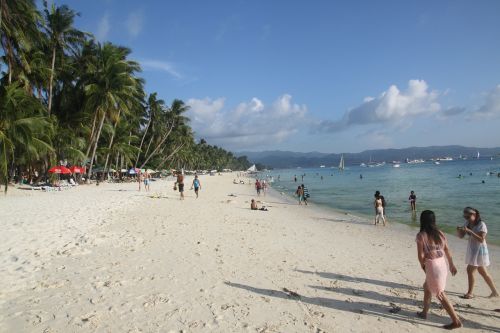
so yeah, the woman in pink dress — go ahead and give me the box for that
[416,210,461,330]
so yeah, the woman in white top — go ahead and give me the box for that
[374,193,386,226]
[457,207,499,299]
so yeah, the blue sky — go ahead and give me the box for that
[58,0,500,153]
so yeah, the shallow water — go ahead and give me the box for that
[266,159,500,245]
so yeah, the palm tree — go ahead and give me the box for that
[83,42,142,182]
[0,82,53,192]
[43,1,86,115]
[0,0,41,83]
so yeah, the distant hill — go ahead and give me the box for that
[237,146,500,169]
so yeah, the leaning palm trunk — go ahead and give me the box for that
[84,111,99,160]
[156,143,185,168]
[139,122,174,169]
[47,47,56,115]
[134,116,152,167]
[103,109,121,175]
[86,111,106,183]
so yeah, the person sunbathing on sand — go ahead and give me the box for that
[251,199,268,211]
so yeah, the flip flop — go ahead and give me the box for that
[460,294,474,299]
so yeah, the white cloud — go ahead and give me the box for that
[319,79,442,132]
[96,14,110,41]
[472,85,500,119]
[140,60,182,79]
[186,94,308,149]
[126,12,143,38]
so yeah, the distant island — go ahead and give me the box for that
[238,145,500,169]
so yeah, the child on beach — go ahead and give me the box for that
[416,210,461,330]
[295,186,304,205]
[144,171,151,192]
[409,190,416,211]
[191,175,201,198]
[457,207,499,299]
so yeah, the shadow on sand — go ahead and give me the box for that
[225,272,500,332]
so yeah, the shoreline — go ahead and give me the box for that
[268,179,500,248]
[1,173,499,332]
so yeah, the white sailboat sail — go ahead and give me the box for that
[339,154,345,170]
[477,151,480,159]
[247,164,257,172]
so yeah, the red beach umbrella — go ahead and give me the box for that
[69,166,84,174]
[48,166,72,174]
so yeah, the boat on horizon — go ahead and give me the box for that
[437,157,453,161]
[406,158,425,164]
[320,165,326,168]
[338,154,345,171]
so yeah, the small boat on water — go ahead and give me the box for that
[437,157,453,161]
[434,161,440,165]
[406,158,425,164]
[360,163,367,167]
[320,165,326,168]
[393,164,400,168]
[338,154,345,171]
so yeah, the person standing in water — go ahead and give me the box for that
[416,210,461,330]
[457,207,499,299]
[174,171,185,200]
[409,190,417,212]
[374,192,386,226]
[191,175,201,198]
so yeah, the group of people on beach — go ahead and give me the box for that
[415,207,498,329]
[254,179,268,196]
[171,171,202,200]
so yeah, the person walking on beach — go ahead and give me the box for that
[295,186,304,205]
[457,207,499,299]
[301,184,309,205]
[416,210,462,330]
[255,179,262,196]
[409,190,417,212]
[191,175,201,198]
[174,171,185,200]
[374,192,386,226]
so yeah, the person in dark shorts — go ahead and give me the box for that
[191,175,201,198]
[175,171,185,200]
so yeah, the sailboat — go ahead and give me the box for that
[477,151,480,159]
[338,154,345,171]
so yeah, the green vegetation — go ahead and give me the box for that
[0,0,250,192]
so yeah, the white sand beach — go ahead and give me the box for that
[0,174,499,332]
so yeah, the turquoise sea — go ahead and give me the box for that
[266,159,500,245]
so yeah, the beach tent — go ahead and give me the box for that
[48,166,72,174]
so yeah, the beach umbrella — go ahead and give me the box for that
[69,166,84,174]
[48,166,72,174]
[128,168,140,175]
